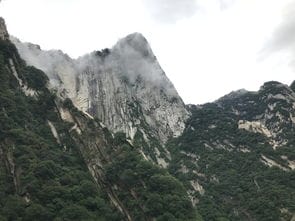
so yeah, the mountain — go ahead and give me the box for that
[1,16,295,221]
[12,33,189,167]
[0,18,197,221]
[168,81,295,221]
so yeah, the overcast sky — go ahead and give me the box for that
[0,0,294,104]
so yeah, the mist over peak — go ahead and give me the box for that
[117,32,148,46]
[12,31,188,144]
[113,32,154,59]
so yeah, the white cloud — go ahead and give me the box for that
[262,1,295,63]
[142,0,198,23]
[218,0,237,10]
[0,0,294,104]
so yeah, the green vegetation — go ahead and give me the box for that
[0,39,121,221]
[168,100,295,221]
[0,38,200,221]
[22,66,48,90]
[105,133,200,221]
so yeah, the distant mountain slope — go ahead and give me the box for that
[168,81,295,221]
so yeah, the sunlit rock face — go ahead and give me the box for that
[12,33,189,145]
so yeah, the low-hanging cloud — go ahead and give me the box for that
[142,0,199,23]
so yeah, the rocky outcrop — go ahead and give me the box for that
[216,81,295,150]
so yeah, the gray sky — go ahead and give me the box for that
[0,0,294,104]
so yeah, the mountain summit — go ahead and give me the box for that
[114,32,153,57]
[12,32,189,165]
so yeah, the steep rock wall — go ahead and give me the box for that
[12,33,189,145]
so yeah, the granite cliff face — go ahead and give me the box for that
[12,33,189,162]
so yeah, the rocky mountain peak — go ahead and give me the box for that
[12,32,189,163]
[260,81,293,94]
[0,17,9,40]
[261,81,285,88]
[216,88,249,103]
[114,32,152,57]
[259,81,295,104]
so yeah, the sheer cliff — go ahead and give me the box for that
[12,34,189,165]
